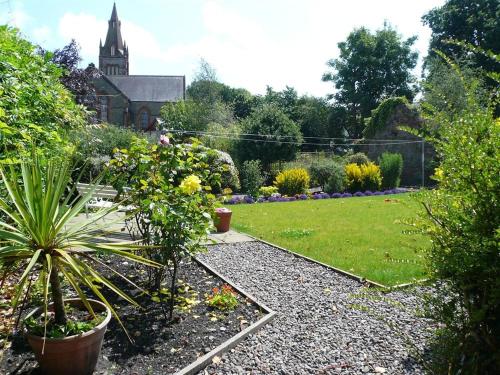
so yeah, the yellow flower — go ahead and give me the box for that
[180,175,202,194]
[432,167,444,181]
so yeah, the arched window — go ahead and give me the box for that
[139,109,149,130]
[99,96,108,122]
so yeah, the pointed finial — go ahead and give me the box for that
[110,2,118,20]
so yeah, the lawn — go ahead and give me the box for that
[229,194,429,286]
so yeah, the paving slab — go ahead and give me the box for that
[208,230,255,244]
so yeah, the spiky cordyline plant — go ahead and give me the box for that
[0,155,159,337]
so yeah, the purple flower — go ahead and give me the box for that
[268,196,277,202]
[159,134,170,146]
[331,193,342,199]
[384,189,396,195]
[341,193,352,198]
[257,197,266,203]
[364,190,373,196]
[288,197,297,202]
[312,194,322,199]
[244,196,255,204]
[226,197,241,204]
[298,194,308,200]
[321,193,330,199]
[373,191,384,196]
[354,191,365,197]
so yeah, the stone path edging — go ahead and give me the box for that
[174,256,276,375]
[242,234,388,289]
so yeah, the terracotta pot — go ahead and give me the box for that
[215,209,232,232]
[25,298,111,375]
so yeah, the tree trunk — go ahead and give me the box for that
[169,255,178,321]
[50,261,67,325]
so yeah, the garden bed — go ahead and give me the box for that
[0,256,267,375]
[226,187,412,204]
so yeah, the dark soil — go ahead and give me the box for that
[0,256,263,374]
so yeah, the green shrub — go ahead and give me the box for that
[417,54,500,374]
[274,168,310,196]
[194,146,240,193]
[259,186,279,197]
[310,160,339,189]
[240,160,265,197]
[379,152,403,189]
[70,124,142,183]
[345,152,370,166]
[0,26,85,161]
[324,163,346,193]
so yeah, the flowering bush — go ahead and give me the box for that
[345,163,363,192]
[345,162,382,192]
[206,284,239,311]
[109,136,221,319]
[274,168,310,196]
[360,162,382,191]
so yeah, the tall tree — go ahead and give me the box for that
[236,103,302,169]
[323,25,418,138]
[49,40,101,117]
[422,0,500,76]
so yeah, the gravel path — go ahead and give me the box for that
[197,241,435,375]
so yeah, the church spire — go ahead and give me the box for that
[103,2,124,53]
[98,3,129,75]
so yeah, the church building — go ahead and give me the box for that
[93,3,185,130]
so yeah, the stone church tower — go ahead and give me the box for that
[98,3,129,75]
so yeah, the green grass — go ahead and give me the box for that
[229,194,429,286]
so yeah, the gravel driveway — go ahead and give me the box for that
[197,241,434,375]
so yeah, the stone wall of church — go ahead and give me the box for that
[129,101,164,130]
[93,78,129,126]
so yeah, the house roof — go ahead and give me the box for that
[106,75,185,102]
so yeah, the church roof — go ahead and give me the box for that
[106,75,185,102]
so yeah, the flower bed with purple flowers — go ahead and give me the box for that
[225,188,410,205]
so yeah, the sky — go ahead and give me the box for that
[1,0,446,97]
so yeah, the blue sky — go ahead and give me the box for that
[1,0,445,97]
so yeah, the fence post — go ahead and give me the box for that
[421,140,425,188]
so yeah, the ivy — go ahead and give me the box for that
[363,97,410,138]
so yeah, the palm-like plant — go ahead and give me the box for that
[0,155,158,334]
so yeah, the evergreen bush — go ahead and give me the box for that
[324,163,346,193]
[345,152,370,166]
[240,160,265,197]
[379,152,403,189]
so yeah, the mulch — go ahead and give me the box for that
[0,255,262,375]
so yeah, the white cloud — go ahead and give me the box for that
[10,8,30,28]
[58,12,107,62]
[32,26,52,44]
[55,0,445,97]
[0,3,30,29]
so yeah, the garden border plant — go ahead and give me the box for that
[0,154,159,374]
[109,135,223,321]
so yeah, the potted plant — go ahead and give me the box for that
[0,155,158,375]
[215,207,232,232]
